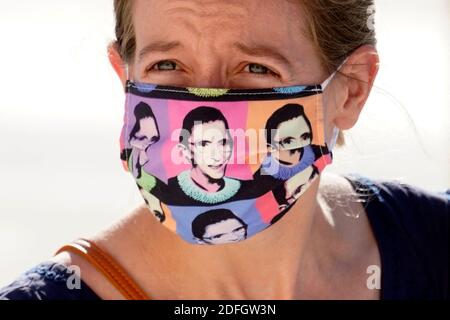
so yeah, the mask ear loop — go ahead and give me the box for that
[125,64,130,82]
[321,69,337,91]
[321,57,349,90]
[124,63,132,172]
[321,57,349,149]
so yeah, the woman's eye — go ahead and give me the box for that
[150,60,178,71]
[301,133,311,141]
[245,63,272,75]
[196,141,209,148]
[281,137,294,145]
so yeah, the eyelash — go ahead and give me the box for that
[146,60,278,77]
[243,63,277,76]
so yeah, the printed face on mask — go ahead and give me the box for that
[173,106,235,194]
[128,102,161,178]
[266,104,313,167]
[192,209,248,245]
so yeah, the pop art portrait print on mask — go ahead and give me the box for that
[120,73,339,245]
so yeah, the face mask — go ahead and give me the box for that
[119,66,343,245]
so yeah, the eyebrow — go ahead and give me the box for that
[138,40,183,61]
[138,40,293,66]
[279,132,309,140]
[233,41,293,68]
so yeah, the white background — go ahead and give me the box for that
[0,0,448,287]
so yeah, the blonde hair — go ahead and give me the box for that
[112,0,377,146]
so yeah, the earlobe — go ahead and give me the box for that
[107,42,127,86]
[334,45,379,130]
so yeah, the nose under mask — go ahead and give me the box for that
[119,63,344,245]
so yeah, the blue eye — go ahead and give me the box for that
[151,60,178,71]
[246,63,270,74]
[243,63,279,79]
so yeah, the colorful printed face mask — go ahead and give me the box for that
[120,69,341,245]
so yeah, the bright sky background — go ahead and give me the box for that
[0,0,448,286]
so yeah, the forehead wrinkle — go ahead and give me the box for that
[158,7,243,55]
[164,0,247,32]
[165,0,249,16]
[133,0,315,82]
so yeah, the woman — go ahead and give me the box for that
[191,208,248,245]
[125,101,161,179]
[1,0,448,300]
[167,105,239,204]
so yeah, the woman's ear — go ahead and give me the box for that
[177,143,192,163]
[333,45,380,130]
[107,42,127,87]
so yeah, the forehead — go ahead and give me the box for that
[191,120,227,138]
[133,0,304,35]
[136,116,157,129]
[204,218,242,234]
[132,0,313,63]
[277,116,310,133]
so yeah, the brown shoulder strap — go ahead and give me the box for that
[55,238,150,300]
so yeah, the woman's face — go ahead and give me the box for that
[188,120,232,180]
[130,116,159,166]
[112,1,379,153]
[129,0,327,89]
[271,115,312,166]
[284,165,315,204]
[200,218,247,244]
[130,116,159,150]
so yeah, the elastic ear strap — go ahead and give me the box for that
[321,71,336,90]
[322,57,348,149]
[321,57,349,90]
[125,65,130,81]
[328,126,340,150]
